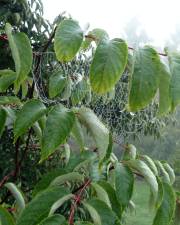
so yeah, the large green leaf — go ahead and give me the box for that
[83,198,119,225]
[115,163,134,208]
[33,168,67,196]
[0,96,21,105]
[90,38,128,94]
[77,107,109,161]
[128,159,158,206]
[98,181,122,219]
[5,182,25,214]
[14,99,46,140]
[41,105,75,161]
[0,107,7,137]
[0,69,16,92]
[128,46,161,111]
[49,71,67,98]
[158,63,171,115]
[5,23,32,87]
[153,182,176,225]
[54,19,83,62]
[168,52,180,110]
[0,206,15,225]
[16,187,69,225]
[39,215,67,225]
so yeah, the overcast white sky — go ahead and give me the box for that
[43,0,180,48]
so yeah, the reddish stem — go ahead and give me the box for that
[68,179,91,225]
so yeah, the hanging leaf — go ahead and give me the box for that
[141,155,158,176]
[122,144,136,160]
[39,215,67,225]
[115,163,134,209]
[163,163,175,184]
[61,76,72,100]
[155,161,171,184]
[83,198,119,225]
[5,182,25,214]
[54,19,83,62]
[41,105,75,161]
[98,181,122,219]
[5,23,33,87]
[49,194,73,215]
[91,182,111,208]
[158,63,171,115]
[153,182,176,225]
[168,52,180,110]
[128,46,161,111]
[0,69,16,92]
[16,187,69,225]
[128,159,158,206]
[0,107,7,137]
[90,38,128,94]
[49,71,67,98]
[77,107,109,161]
[0,206,15,225]
[14,99,46,140]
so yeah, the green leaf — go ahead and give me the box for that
[141,155,158,176]
[50,172,84,186]
[168,52,180,110]
[82,28,109,50]
[158,63,171,115]
[90,38,128,94]
[91,182,111,208]
[0,96,21,105]
[128,159,158,206]
[5,23,33,87]
[163,163,175,184]
[173,202,180,225]
[71,78,89,105]
[0,107,7,137]
[49,194,73,215]
[14,99,46,140]
[115,163,134,208]
[83,198,119,225]
[77,107,109,161]
[5,182,25,214]
[16,187,69,225]
[61,76,72,100]
[49,71,67,98]
[39,215,67,225]
[98,181,122,219]
[71,117,85,151]
[128,46,161,111]
[153,182,176,225]
[33,168,67,196]
[54,19,83,62]
[122,144,136,160]
[0,206,15,225]
[155,161,171,184]
[0,69,16,92]
[41,105,75,161]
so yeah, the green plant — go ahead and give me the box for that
[0,17,180,224]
